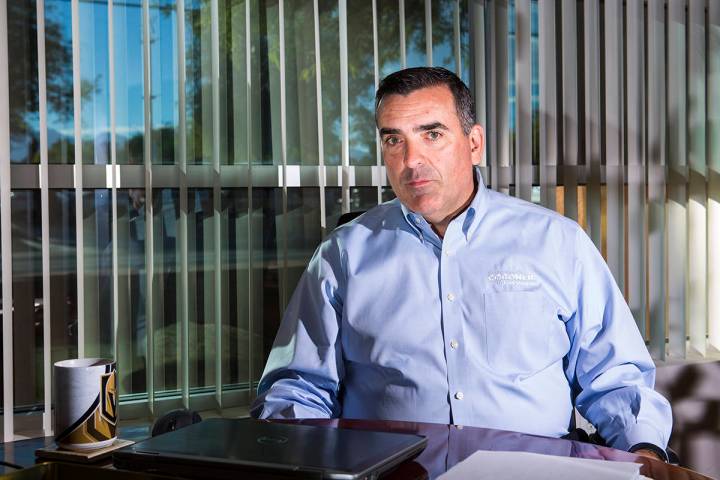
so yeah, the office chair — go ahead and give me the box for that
[336,211,366,227]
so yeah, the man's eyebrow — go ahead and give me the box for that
[379,123,449,136]
[413,122,448,132]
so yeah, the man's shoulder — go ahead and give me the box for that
[329,198,404,240]
[480,188,585,256]
[484,188,581,233]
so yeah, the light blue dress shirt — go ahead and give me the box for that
[251,168,672,452]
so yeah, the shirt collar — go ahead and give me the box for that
[401,209,432,246]
[400,166,488,243]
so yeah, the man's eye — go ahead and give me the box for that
[427,131,442,140]
[384,137,401,146]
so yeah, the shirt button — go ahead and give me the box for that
[447,293,455,302]
[455,391,464,400]
[450,340,459,349]
[445,249,453,256]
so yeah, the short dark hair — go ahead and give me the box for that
[375,67,476,135]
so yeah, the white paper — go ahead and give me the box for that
[438,450,643,480]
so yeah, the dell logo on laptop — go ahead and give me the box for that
[257,435,289,445]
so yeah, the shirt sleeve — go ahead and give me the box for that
[564,226,672,452]
[249,237,346,420]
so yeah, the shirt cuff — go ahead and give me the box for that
[618,421,668,454]
[629,443,669,462]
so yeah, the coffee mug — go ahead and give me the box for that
[53,358,118,451]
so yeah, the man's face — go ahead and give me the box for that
[377,85,484,229]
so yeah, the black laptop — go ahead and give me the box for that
[113,418,427,479]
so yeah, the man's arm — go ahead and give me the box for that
[564,227,672,457]
[250,239,346,420]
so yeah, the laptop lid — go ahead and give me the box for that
[113,418,427,479]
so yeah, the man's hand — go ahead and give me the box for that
[633,448,663,461]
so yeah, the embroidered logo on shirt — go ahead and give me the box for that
[487,271,539,289]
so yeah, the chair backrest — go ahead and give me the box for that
[336,211,366,227]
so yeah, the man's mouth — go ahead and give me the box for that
[407,179,431,188]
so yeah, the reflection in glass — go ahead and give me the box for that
[82,190,114,359]
[508,1,516,164]
[242,0,283,165]
[0,198,2,400]
[381,186,396,203]
[151,0,180,165]
[1,0,474,415]
[45,0,75,164]
[49,190,79,367]
[186,0,213,165]
[246,0,263,164]
[286,189,322,302]
[377,0,401,79]
[115,189,148,395]
[220,189,250,386]
[3,189,78,412]
[187,189,216,388]
[354,188,380,212]
[115,0,145,165]
[151,189,181,394]
[325,187,379,230]
[284,0,319,165]
[264,0,281,165]
[11,191,44,409]
[432,0,455,71]
[531,1,539,165]
[460,0,470,83]
[221,0,249,165]
[325,187,343,229]
[347,0,376,166]
[8,0,39,164]
[251,188,282,371]
[319,0,341,166]
[404,0,427,68]
[80,0,111,165]
[506,1,540,166]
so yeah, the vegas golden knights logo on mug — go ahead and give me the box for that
[101,370,117,424]
[54,361,118,450]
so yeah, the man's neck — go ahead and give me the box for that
[429,174,478,239]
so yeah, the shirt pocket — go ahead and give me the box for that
[483,290,554,378]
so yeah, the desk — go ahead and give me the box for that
[0,425,150,475]
[286,419,713,480]
[0,420,713,479]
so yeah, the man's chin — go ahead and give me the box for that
[400,198,439,219]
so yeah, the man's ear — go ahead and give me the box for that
[469,125,485,166]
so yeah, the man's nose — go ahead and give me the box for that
[403,140,424,168]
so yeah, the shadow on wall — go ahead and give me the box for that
[654,360,720,479]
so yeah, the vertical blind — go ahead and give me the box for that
[0,0,469,441]
[476,0,720,363]
[0,0,719,443]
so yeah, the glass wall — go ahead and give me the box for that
[4,0,720,443]
[2,0,476,424]
[0,8,456,432]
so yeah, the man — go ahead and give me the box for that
[251,67,672,461]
